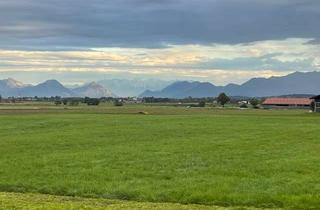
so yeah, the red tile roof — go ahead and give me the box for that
[262,97,312,106]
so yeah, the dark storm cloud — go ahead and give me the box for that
[0,0,320,49]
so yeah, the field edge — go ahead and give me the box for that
[0,192,279,210]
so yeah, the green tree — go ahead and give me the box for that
[311,101,315,112]
[62,99,68,105]
[217,93,230,107]
[250,98,260,109]
[54,100,62,106]
[198,101,206,107]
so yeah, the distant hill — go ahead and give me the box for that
[0,79,74,97]
[0,78,31,97]
[0,79,115,98]
[0,78,30,89]
[140,71,320,98]
[19,80,75,97]
[98,79,173,97]
[73,82,116,98]
[140,81,220,98]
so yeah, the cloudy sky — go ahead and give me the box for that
[0,0,320,85]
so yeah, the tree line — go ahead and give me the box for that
[142,93,261,108]
[0,93,261,108]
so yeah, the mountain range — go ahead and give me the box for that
[1,71,320,98]
[140,71,320,98]
[0,78,115,98]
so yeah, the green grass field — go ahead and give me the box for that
[0,104,319,209]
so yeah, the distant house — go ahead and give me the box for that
[238,100,249,105]
[310,95,320,112]
[262,97,312,109]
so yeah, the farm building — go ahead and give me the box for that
[310,95,320,112]
[262,97,312,109]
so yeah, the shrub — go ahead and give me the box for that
[54,100,62,106]
[69,100,79,106]
[138,111,149,115]
[198,101,206,107]
[86,98,100,106]
[114,100,124,106]
[240,103,248,108]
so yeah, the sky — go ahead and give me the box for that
[0,0,320,85]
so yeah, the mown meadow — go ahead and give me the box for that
[0,105,319,209]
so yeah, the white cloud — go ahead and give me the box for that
[0,38,319,84]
